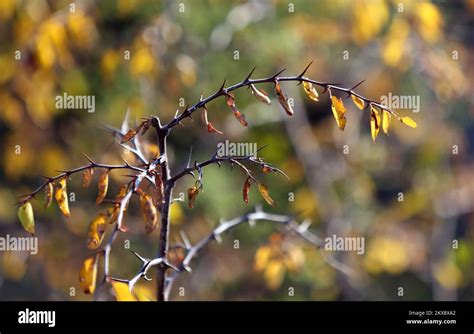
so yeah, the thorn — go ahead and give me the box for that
[244,66,256,83]
[39,175,53,181]
[256,144,269,153]
[297,61,313,78]
[120,155,131,166]
[272,68,286,80]
[186,170,196,178]
[186,146,193,168]
[199,94,204,102]
[82,152,95,164]
[130,250,148,263]
[180,230,192,249]
[298,219,312,233]
[349,79,365,91]
[217,78,227,94]
[183,264,192,273]
[122,174,138,179]
[255,204,263,213]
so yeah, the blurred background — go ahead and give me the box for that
[0,0,473,301]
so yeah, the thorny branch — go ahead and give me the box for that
[163,207,355,300]
[19,64,402,301]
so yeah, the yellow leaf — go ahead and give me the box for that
[351,94,365,110]
[96,171,109,204]
[257,183,276,207]
[254,245,271,271]
[303,81,319,102]
[82,167,94,188]
[370,106,381,142]
[18,202,35,235]
[111,281,137,301]
[44,182,53,208]
[330,95,347,130]
[264,259,285,290]
[79,255,98,294]
[382,110,391,134]
[87,213,108,249]
[400,116,418,128]
[55,178,70,218]
[250,84,271,105]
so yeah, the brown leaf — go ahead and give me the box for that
[187,186,199,208]
[95,170,109,204]
[201,105,224,134]
[232,107,248,126]
[275,81,294,116]
[242,176,252,204]
[82,167,94,188]
[121,128,138,144]
[140,192,158,234]
[258,182,276,206]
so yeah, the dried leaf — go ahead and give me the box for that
[96,171,109,204]
[82,167,94,188]
[370,106,381,142]
[79,255,98,294]
[382,110,391,134]
[400,116,418,128]
[55,178,70,218]
[257,182,276,207]
[303,81,319,102]
[275,81,294,116]
[140,192,158,234]
[105,206,120,224]
[250,84,271,105]
[254,245,271,271]
[87,213,108,249]
[201,105,224,134]
[18,202,35,235]
[261,165,273,173]
[225,93,235,107]
[187,186,199,209]
[44,182,53,208]
[232,107,248,126]
[121,127,139,144]
[351,94,365,110]
[242,176,252,204]
[111,281,137,301]
[330,95,347,130]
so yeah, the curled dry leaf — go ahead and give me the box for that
[18,202,35,235]
[250,84,271,105]
[201,105,224,134]
[370,106,381,142]
[187,186,199,208]
[140,192,158,234]
[79,255,99,294]
[87,213,108,249]
[95,170,109,204]
[257,182,276,207]
[225,93,248,126]
[330,95,347,130]
[44,182,53,208]
[55,178,70,218]
[351,94,365,110]
[82,167,94,188]
[275,81,294,116]
[242,176,252,204]
[303,81,319,102]
[382,110,391,134]
[111,281,137,301]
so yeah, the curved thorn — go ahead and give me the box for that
[349,79,365,91]
[272,68,286,79]
[217,78,227,94]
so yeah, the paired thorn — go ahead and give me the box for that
[216,78,227,94]
[82,152,95,164]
